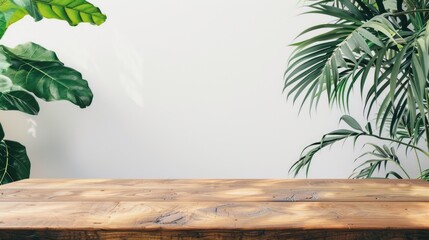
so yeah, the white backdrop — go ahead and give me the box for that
[0,0,385,179]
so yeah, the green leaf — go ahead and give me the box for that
[290,126,362,177]
[11,0,42,21]
[34,0,107,26]
[0,140,31,184]
[0,1,27,27]
[389,44,409,102]
[0,75,12,92]
[338,0,366,20]
[0,0,106,40]
[352,32,372,55]
[357,28,384,47]
[6,63,92,108]
[352,143,409,179]
[0,122,4,140]
[285,12,398,110]
[341,44,357,64]
[3,43,93,108]
[0,90,39,115]
[340,115,363,131]
[420,169,429,181]
[3,42,60,62]
[0,11,6,39]
[0,51,11,72]
[285,0,429,179]
[365,122,373,135]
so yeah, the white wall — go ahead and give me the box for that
[0,0,390,179]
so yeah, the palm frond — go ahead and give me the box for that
[285,2,400,111]
[286,0,429,180]
[351,143,410,179]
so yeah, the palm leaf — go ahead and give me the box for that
[285,5,399,111]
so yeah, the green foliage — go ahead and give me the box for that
[0,0,106,184]
[285,0,429,180]
[0,1,27,28]
[0,140,31,184]
[0,90,40,114]
[352,143,409,179]
[419,169,429,180]
[3,43,93,108]
[0,122,30,184]
[30,0,106,26]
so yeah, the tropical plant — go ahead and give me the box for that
[0,0,106,184]
[284,0,429,180]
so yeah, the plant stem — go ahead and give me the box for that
[391,9,429,16]
[424,90,429,153]
[396,162,411,179]
[396,0,409,30]
[376,0,386,13]
[365,133,429,158]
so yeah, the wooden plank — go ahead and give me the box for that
[3,179,426,189]
[0,201,428,230]
[1,179,428,202]
[1,229,429,240]
[2,179,429,239]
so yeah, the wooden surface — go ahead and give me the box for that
[0,179,429,240]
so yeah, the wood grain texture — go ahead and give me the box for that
[1,179,428,202]
[1,179,429,240]
[0,201,428,230]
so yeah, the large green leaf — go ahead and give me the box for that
[0,90,39,115]
[0,51,11,72]
[0,1,27,27]
[11,0,42,21]
[0,139,31,185]
[0,0,106,41]
[34,0,106,26]
[0,75,12,91]
[6,64,93,108]
[0,11,6,39]
[2,42,93,108]
[4,42,60,62]
[0,123,30,185]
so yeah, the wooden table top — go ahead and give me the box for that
[1,179,429,240]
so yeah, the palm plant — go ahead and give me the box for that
[285,0,429,180]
